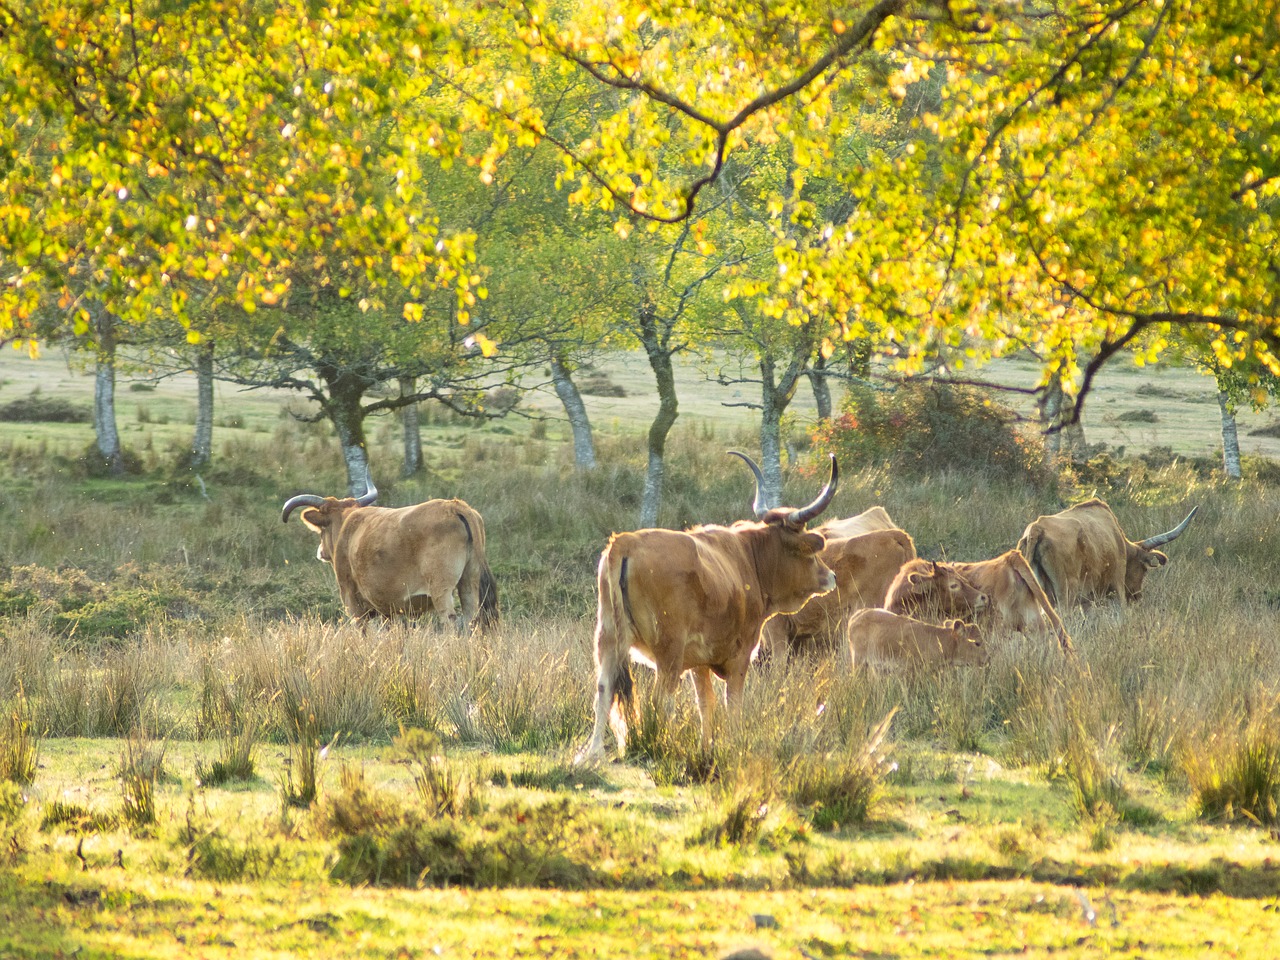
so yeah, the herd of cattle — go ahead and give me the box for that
[280,453,1198,763]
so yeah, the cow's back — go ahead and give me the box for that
[819,506,898,540]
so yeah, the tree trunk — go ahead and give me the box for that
[92,306,124,475]
[400,375,423,477]
[808,353,832,422]
[190,340,214,470]
[638,312,678,529]
[1038,376,1087,463]
[1218,390,1242,480]
[321,365,372,496]
[757,351,807,509]
[551,356,597,470]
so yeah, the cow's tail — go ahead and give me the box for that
[1008,551,1074,653]
[1016,525,1056,606]
[477,564,500,630]
[457,509,499,631]
[584,543,635,759]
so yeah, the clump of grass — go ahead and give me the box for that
[1051,721,1158,827]
[119,732,166,832]
[1185,720,1280,827]
[781,709,896,831]
[195,659,262,786]
[278,678,332,810]
[39,800,118,835]
[623,683,715,786]
[0,693,38,785]
[399,727,484,818]
[0,781,28,866]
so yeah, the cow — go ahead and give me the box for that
[1016,499,1199,608]
[818,506,899,540]
[578,452,839,762]
[949,551,1073,652]
[281,481,499,632]
[847,608,990,668]
[761,527,917,656]
[882,557,990,623]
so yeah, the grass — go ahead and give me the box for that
[2,348,1280,954]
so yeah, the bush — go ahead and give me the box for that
[0,392,89,423]
[1186,720,1280,827]
[811,381,1049,486]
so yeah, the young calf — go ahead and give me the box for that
[847,608,990,669]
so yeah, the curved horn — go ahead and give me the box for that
[281,494,327,524]
[727,450,768,519]
[787,454,839,526]
[1139,505,1199,549]
[355,479,378,507]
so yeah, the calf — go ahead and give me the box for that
[848,609,990,668]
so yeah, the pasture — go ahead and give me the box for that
[1,348,1280,957]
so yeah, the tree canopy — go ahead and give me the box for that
[2,0,1277,415]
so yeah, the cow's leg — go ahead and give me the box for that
[579,570,632,764]
[690,666,716,748]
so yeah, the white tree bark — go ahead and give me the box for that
[91,306,123,474]
[551,357,597,470]
[190,341,214,469]
[1218,390,1242,479]
[400,376,423,477]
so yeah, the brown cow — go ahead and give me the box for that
[847,608,989,668]
[950,551,1073,652]
[281,481,499,632]
[818,506,899,540]
[1017,499,1198,607]
[578,453,838,762]
[883,558,989,622]
[761,528,917,656]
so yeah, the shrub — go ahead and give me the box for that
[0,392,89,423]
[1186,720,1280,827]
[811,380,1049,486]
[0,695,38,785]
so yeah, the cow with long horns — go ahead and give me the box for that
[579,452,839,762]
[281,481,498,631]
[1017,499,1198,608]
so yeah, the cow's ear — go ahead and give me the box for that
[906,571,926,587]
[1142,550,1169,569]
[299,506,329,534]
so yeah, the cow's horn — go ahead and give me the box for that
[787,454,839,526]
[355,480,378,506]
[727,451,768,519]
[281,494,328,523]
[1139,505,1199,549]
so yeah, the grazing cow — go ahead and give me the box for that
[818,506,899,540]
[579,453,839,761]
[761,528,917,656]
[950,551,1073,652]
[883,558,989,622]
[847,608,989,668]
[1016,499,1199,607]
[281,481,499,632]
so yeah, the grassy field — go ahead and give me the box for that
[2,345,1280,957]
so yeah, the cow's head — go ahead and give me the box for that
[729,451,839,609]
[943,620,989,666]
[1124,505,1198,600]
[885,559,988,618]
[281,481,379,563]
